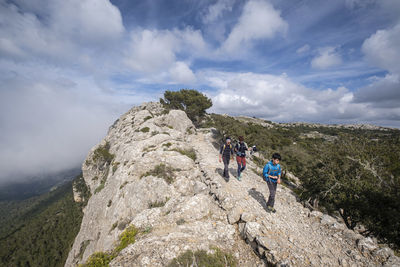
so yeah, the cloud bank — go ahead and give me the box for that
[207,72,377,124]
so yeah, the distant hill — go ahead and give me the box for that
[0,178,83,267]
[0,168,80,201]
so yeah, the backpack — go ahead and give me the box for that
[223,143,232,151]
[235,142,247,157]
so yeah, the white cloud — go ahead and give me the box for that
[125,29,177,73]
[356,23,400,109]
[202,0,234,24]
[362,23,400,75]
[311,47,342,69]
[0,0,124,63]
[169,62,196,84]
[354,74,400,107]
[296,44,310,54]
[52,0,124,44]
[221,0,288,54]
[125,27,206,83]
[204,71,396,125]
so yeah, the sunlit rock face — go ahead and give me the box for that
[66,102,400,267]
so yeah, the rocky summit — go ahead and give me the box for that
[66,102,400,267]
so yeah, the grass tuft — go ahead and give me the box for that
[140,127,150,133]
[171,148,197,161]
[140,164,176,184]
[143,115,153,122]
[168,247,237,267]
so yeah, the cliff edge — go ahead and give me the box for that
[66,102,400,267]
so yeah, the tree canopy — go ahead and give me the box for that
[160,89,212,126]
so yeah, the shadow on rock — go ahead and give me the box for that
[248,188,269,213]
[215,167,229,182]
[229,167,237,178]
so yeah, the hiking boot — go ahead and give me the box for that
[239,173,243,179]
[267,205,276,213]
[236,175,241,181]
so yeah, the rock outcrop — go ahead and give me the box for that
[66,102,400,267]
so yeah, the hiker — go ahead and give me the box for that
[234,136,248,181]
[250,145,257,155]
[263,153,282,213]
[219,137,234,179]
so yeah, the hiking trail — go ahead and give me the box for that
[66,102,399,267]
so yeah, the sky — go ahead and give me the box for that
[1,0,400,183]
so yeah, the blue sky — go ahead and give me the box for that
[1,0,400,181]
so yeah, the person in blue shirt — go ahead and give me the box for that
[262,153,282,213]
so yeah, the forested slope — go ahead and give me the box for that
[0,180,83,267]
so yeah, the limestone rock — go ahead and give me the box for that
[227,206,242,225]
[357,237,378,254]
[373,247,394,262]
[320,214,337,226]
[243,222,261,242]
[65,102,396,267]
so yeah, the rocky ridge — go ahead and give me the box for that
[66,102,399,267]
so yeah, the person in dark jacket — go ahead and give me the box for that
[262,153,282,213]
[219,137,234,179]
[234,136,248,181]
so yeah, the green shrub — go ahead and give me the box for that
[78,240,91,260]
[143,115,153,122]
[140,127,150,133]
[140,164,176,184]
[172,148,197,161]
[110,222,118,232]
[79,224,140,266]
[148,198,169,208]
[93,142,114,165]
[94,178,106,194]
[142,145,156,152]
[168,247,237,267]
[115,225,138,253]
[119,181,128,189]
[73,173,91,207]
[252,156,264,168]
[112,162,120,174]
[176,218,185,225]
[141,226,152,234]
[162,142,172,148]
[79,252,115,267]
